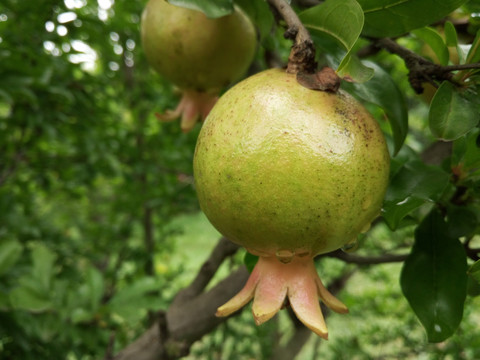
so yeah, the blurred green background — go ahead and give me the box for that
[1,0,480,359]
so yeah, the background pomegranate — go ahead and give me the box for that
[193,68,390,338]
[141,0,257,132]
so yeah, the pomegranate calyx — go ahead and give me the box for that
[156,91,219,133]
[216,255,348,339]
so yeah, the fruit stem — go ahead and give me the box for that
[267,0,317,74]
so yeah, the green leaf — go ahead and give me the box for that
[108,277,166,323]
[0,240,23,276]
[338,54,375,83]
[468,260,480,285]
[31,244,57,293]
[467,276,480,297]
[400,209,467,342]
[382,196,425,230]
[71,307,96,324]
[444,21,458,48]
[300,0,369,81]
[412,27,449,65]
[429,82,480,141]
[109,277,162,307]
[452,128,480,181]
[167,0,234,18]
[9,285,53,313]
[386,161,450,202]
[342,61,408,154]
[466,29,480,64]
[300,0,364,52]
[382,160,450,228]
[86,266,105,311]
[446,205,478,238]
[359,0,468,38]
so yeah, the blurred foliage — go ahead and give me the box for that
[1,0,480,359]
[0,0,199,358]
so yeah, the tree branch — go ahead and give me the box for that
[326,249,409,265]
[113,238,244,360]
[172,237,239,305]
[266,0,317,74]
[374,38,480,93]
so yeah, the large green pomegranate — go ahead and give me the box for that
[193,68,390,338]
[141,0,257,131]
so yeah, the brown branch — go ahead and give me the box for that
[266,0,317,74]
[113,238,244,360]
[113,267,249,360]
[327,249,409,265]
[172,237,239,305]
[374,38,480,94]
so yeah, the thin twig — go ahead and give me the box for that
[326,249,409,265]
[267,0,317,74]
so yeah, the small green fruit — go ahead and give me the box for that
[141,1,257,132]
[141,0,256,92]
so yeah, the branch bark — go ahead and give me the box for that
[266,0,317,74]
[172,237,239,305]
[113,238,243,360]
[374,38,480,93]
[326,249,408,265]
[114,267,249,360]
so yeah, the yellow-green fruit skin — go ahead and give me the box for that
[194,69,390,257]
[141,0,256,92]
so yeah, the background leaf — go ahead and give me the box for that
[31,244,57,294]
[337,54,375,83]
[412,27,449,65]
[451,128,480,181]
[469,260,480,285]
[400,210,468,342]
[0,240,23,276]
[429,81,480,140]
[86,266,105,311]
[444,21,458,48]
[446,205,478,238]
[382,160,450,229]
[358,0,468,38]
[466,29,480,64]
[9,286,53,313]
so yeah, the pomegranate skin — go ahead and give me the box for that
[194,68,390,258]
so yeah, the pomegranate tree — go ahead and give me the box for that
[141,0,257,132]
[193,68,390,338]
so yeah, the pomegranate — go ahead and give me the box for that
[193,68,390,338]
[141,0,257,132]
